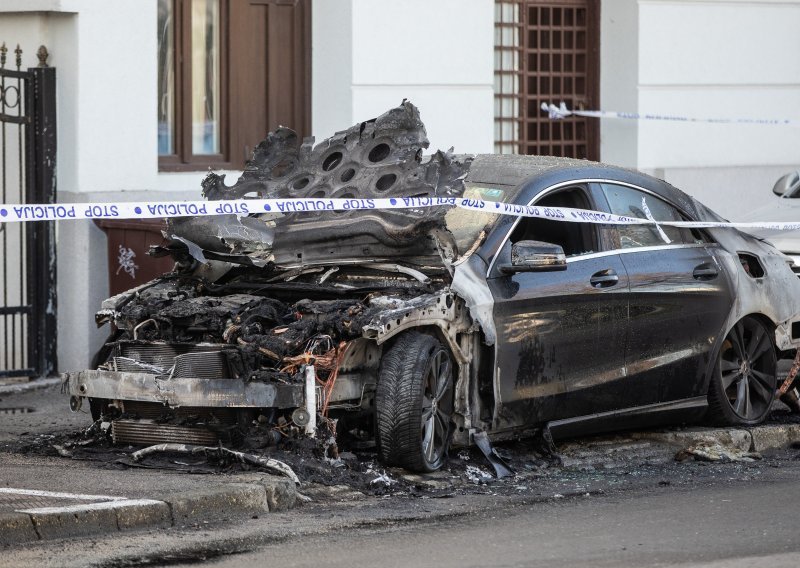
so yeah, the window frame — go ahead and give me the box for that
[486,178,716,277]
[159,0,232,172]
[489,182,612,278]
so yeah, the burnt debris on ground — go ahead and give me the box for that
[5,408,800,502]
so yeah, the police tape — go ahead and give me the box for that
[2,196,799,232]
[541,102,800,127]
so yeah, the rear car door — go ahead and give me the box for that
[487,185,630,430]
[597,183,734,403]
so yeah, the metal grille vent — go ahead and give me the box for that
[110,342,230,378]
[112,419,225,447]
[171,351,231,379]
[118,343,186,369]
[113,357,170,375]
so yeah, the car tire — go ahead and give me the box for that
[376,332,454,472]
[707,317,777,426]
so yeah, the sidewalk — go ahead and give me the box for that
[0,382,296,546]
[0,453,296,546]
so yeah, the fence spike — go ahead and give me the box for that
[15,44,21,70]
[0,43,6,69]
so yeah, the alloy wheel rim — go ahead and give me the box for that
[720,319,776,420]
[421,349,453,466]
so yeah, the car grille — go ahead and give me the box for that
[109,341,232,379]
[172,351,230,379]
[113,401,240,446]
[111,419,240,447]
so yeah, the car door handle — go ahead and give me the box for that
[693,263,718,280]
[590,269,619,288]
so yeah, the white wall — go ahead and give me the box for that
[657,165,795,220]
[311,0,354,142]
[637,0,800,169]
[312,0,495,155]
[1,1,159,373]
[599,0,639,167]
[600,0,800,218]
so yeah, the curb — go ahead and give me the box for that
[0,478,296,547]
[632,423,800,453]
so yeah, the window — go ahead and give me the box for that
[600,184,706,249]
[510,187,597,256]
[493,1,600,158]
[157,0,311,171]
[158,0,226,169]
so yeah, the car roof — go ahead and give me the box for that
[467,154,702,215]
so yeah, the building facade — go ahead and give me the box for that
[0,0,798,372]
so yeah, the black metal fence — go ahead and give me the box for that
[0,43,57,378]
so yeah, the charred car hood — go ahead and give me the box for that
[166,102,477,273]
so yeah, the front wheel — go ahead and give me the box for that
[376,332,454,472]
[707,317,777,425]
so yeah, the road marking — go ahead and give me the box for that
[0,487,127,502]
[17,499,164,515]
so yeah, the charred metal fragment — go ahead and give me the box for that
[168,101,473,270]
[473,431,514,478]
[65,370,304,408]
[363,291,472,362]
[131,443,300,484]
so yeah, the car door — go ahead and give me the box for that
[597,183,734,403]
[487,185,631,431]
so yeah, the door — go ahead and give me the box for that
[229,0,311,165]
[597,183,734,403]
[488,185,629,431]
[494,0,600,158]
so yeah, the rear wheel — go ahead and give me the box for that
[708,317,777,425]
[376,332,454,472]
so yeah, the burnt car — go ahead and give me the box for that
[65,102,800,473]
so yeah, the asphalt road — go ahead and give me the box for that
[199,480,800,568]
[4,382,800,568]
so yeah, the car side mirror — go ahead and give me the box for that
[499,240,567,274]
[772,171,800,198]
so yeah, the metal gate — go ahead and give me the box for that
[0,43,57,379]
[495,0,600,159]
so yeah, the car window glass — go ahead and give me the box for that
[444,184,508,258]
[600,184,705,249]
[509,187,597,257]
